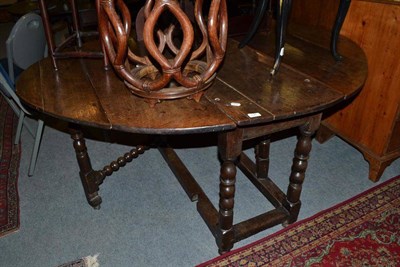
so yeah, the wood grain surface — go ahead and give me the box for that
[17,25,367,135]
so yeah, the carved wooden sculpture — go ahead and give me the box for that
[98,0,228,105]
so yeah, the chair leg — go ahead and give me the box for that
[331,0,352,61]
[271,0,293,75]
[38,0,58,70]
[238,0,270,48]
[15,110,25,145]
[28,119,45,176]
[69,0,83,47]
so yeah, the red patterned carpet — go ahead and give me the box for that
[0,96,20,238]
[198,175,400,266]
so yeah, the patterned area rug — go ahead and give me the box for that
[0,95,20,238]
[198,175,400,266]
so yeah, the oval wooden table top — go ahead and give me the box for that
[16,26,367,135]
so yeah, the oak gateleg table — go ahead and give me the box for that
[16,26,367,253]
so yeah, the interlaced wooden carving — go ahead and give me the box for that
[98,0,228,105]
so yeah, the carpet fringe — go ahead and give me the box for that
[56,254,100,267]
[83,254,100,267]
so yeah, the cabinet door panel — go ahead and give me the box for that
[291,0,400,156]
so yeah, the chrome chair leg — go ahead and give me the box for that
[331,0,352,60]
[238,0,270,48]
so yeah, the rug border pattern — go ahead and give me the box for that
[0,96,20,238]
[198,175,400,266]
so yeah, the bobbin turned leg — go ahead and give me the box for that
[217,130,242,254]
[217,160,236,253]
[285,116,321,224]
[69,124,102,209]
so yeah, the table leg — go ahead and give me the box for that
[69,125,102,209]
[256,138,270,179]
[217,160,236,253]
[285,117,320,224]
[217,130,243,253]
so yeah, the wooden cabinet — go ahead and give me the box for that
[289,0,400,181]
